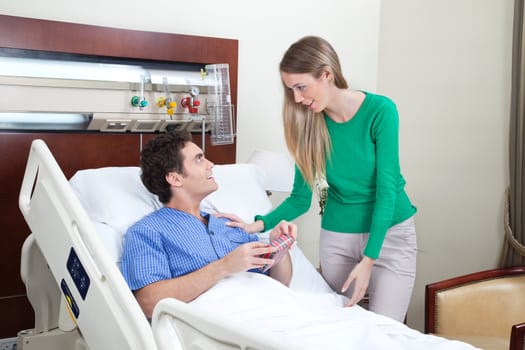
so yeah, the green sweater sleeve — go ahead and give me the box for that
[363,100,401,259]
[255,165,312,230]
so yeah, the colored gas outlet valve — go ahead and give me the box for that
[156,96,166,107]
[157,97,176,115]
[166,101,177,115]
[181,97,200,114]
[131,95,148,108]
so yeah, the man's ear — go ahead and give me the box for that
[166,172,183,187]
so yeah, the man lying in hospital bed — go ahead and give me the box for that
[120,130,297,318]
[19,134,480,349]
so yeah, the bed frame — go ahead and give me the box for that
[19,139,285,349]
[19,139,156,349]
[0,14,238,337]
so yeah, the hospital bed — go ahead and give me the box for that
[18,139,480,350]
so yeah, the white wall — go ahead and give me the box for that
[377,0,513,330]
[2,0,512,333]
[0,0,381,264]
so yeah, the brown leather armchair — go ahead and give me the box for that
[425,266,525,350]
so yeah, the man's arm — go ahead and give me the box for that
[134,241,275,318]
[269,251,292,286]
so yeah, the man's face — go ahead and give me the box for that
[178,141,217,199]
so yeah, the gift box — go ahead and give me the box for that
[260,234,295,273]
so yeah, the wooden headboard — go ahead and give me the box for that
[0,14,238,338]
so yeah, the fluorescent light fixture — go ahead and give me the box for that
[0,56,208,85]
[0,112,92,130]
[0,57,143,82]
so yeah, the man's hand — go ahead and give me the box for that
[221,241,276,274]
[215,212,264,233]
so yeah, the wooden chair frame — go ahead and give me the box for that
[425,266,525,350]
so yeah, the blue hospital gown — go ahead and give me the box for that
[121,207,260,290]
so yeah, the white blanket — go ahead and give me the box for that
[190,273,479,350]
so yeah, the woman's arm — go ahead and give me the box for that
[256,165,313,230]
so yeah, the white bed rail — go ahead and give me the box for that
[19,139,158,350]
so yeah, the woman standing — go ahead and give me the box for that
[228,36,417,322]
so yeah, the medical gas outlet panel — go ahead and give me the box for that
[0,57,235,145]
[87,82,210,134]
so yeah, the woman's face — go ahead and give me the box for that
[281,71,331,113]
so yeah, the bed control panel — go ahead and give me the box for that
[66,247,91,300]
[61,279,80,319]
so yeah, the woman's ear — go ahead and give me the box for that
[323,70,333,82]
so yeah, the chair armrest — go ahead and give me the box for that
[425,266,525,334]
[510,322,525,350]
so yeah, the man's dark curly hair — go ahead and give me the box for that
[140,130,192,204]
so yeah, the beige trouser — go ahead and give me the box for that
[319,216,417,322]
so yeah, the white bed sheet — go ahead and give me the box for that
[187,272,478,350]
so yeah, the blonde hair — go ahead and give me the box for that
[280,36,348,188]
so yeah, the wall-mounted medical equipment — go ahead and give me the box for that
[0,50,235,145]
[180,86,201,114]
[130,75,149,110]
[206,64,235,146]
[156,77,177,116]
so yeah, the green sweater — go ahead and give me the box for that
[256,92,416,259]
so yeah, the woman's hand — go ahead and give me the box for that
[214,212,264,233]
[269,220,297,242]
[341,257,375,307]
[267,221,296,286]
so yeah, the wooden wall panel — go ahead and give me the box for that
[142,133,236,165]
[0,133,141,337]
[0,296,34,338]
[0,14,238,338]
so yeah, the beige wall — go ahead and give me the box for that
[0,0,381,265]
[377,0,513,330]
[0,0,513,333]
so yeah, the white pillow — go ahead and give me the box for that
[91,221,124,267]
[69,166,162,235]
[201,164,272,223]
